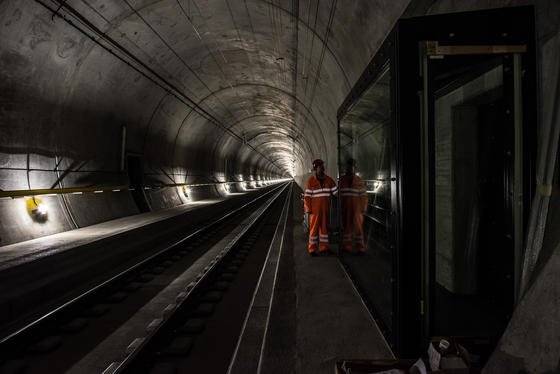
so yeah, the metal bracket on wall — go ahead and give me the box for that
[50,159,88,190]
[425,41,527,56]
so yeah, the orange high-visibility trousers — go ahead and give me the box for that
[342,204,365,252]
[340,174,368,253]
[304,175,338,253]
[309,211,329,252]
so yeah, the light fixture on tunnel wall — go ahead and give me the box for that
[372,181,381,194]
[26,197,48,222]
[181,185,190,200]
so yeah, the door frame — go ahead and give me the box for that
[337,6,536,357]
[419,45,528,341]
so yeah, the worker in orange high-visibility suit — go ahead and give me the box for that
[304,159,338,256]
[340,158,368,255]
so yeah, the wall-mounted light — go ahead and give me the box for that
[370,181,383,194]
[26,197,48,222]
[182,186,190,199]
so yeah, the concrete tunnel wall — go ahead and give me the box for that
[0,0,410,245]
[2,0,560,372]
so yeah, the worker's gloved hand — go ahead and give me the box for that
[303,212,310,232]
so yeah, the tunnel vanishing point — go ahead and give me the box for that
[1,1,560,373]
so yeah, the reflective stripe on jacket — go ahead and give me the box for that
[303,175,338,214]
[339,174,368,213]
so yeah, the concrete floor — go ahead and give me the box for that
[228,184,394,373]
[289,186,393,373]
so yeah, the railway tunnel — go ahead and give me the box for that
[1,1,560,373]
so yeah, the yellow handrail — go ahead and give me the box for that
[0,185,130,198]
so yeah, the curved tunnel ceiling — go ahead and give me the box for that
[0,0,410,185]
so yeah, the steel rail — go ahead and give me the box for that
[0,182,288,347]
[110,182,292,373]
[227,182,293,373]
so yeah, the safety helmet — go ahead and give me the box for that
[312,159,324,170]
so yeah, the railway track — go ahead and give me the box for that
[0,182,291,374]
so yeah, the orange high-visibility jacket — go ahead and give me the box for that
[304,175,338,214]
[339,174,368,213]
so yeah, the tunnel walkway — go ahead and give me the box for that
[287,184,394,372]
[225,183,394,373]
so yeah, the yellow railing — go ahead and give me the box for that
[0,180,276,199]
[0,185,129,199]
